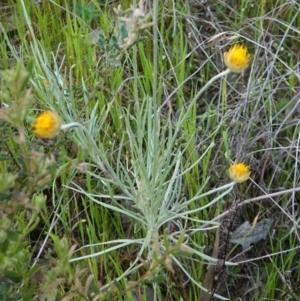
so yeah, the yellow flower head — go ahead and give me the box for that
[228,161,251,183]
[32,111,62,139]
[224,44,250,73]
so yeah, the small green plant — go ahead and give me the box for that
[0,61,84,301]
[0,61,47,300]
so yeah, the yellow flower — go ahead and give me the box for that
[32,111,62,139]
[224,44,250,73]
[228,161,251,183]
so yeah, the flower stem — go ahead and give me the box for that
[176,68,231,132]
[193,69,231,104]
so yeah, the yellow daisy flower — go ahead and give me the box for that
[32,111,62,139]
[228,161,251,183]
[224,44,250,73]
